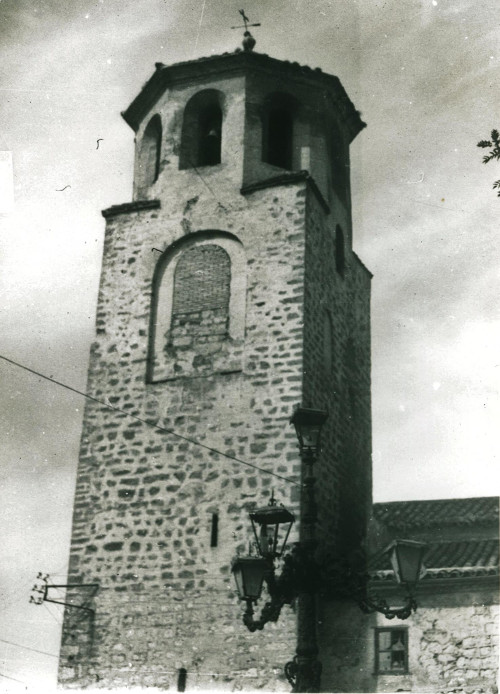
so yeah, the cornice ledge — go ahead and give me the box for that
[371,566,499,583]
[352,251,373,278]
[241,170,330,213]
[102,199,161,219]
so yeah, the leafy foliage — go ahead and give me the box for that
[477,129,500,196]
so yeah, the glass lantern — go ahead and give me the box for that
[231,556,268,601]
[388,539,427,588]
[290,407,328,451]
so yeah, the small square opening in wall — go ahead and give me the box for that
[375,627,408,674]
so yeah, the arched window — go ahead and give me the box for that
[179,90,224,169]
[262,94,297,170]
[148,232,246,383]
[137,115,162,191]
[335,225,345,276]
[170,244,231,346]
[330,123,348,201]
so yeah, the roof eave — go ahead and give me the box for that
[121,51,366,137]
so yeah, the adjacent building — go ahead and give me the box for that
[320,497,499,693]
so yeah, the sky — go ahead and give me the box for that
[0,0,498,689]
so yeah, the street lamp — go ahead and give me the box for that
[231,496,298,633]
[356,539,428,620]
[249,493,295,559]
[289,407,328,452]
[288,407,327,693]
[231,405,427,691]
[231,407,327,690]
[231,556,268,602]
[389,539,427,587]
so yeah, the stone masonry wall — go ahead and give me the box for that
[302,186,372,566]
[402,599,498,694]
[59,180,311,690]
[301,183,372,693]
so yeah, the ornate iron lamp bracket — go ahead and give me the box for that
[240,549,304,631]
[325,559,420,621]
[358,592,418,620]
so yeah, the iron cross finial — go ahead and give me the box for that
[238,9,251,31]
[231,9,260,52]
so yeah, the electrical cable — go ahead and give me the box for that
[104,667,285,678]
[0,353,299,487]
[98,602,238,608]
[0,638,59,659]
[42,602,63,626]
[0,671,29,684]
[189,161,227,210]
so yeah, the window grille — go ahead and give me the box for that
[375,627,409,674]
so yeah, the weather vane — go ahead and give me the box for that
[231,9,260,52]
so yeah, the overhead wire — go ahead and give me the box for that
[188,158,228,210]
[0,671,29,685]
[0,353,299,487]
[104,667,286,678]
[0,638,59,660]
[42,602,63,626]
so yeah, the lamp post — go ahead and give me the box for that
[231,405,428,692]
[288,407,328,693]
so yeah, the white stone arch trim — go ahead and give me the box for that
[148,230,246,379]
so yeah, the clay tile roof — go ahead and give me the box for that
[425,538,499,568]
[370,497,499,578]
[373,497,499,530]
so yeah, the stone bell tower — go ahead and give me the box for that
[59,34,371,691]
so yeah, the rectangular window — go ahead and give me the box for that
[375,627,408,674]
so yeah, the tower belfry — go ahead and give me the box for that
[59,35,372,691]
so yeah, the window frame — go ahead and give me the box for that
[147,231,246,384]
[179,89,224,170]
[137,114,162,192]
[330,123,349,203]
[261,92,298,171]
[374,626,409,675]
